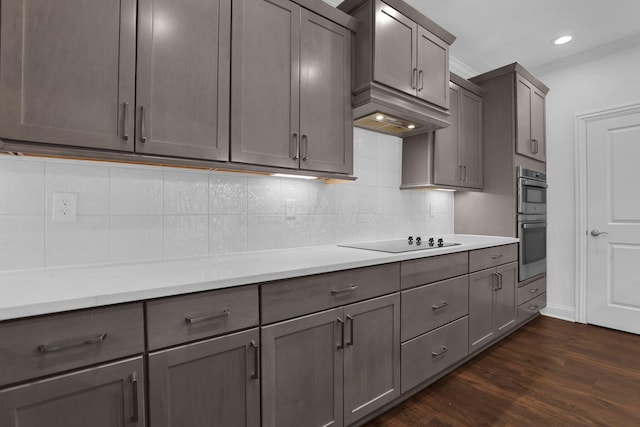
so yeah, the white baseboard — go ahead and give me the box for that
[541,304,576,322]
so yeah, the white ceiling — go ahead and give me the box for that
[402,0,640,77]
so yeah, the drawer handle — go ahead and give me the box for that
[131,371,139,422]
[528,304,539,311]
[529,288,539,293]
[185,309,230,324]
[250,340,259,380]
[432,346,449,357]
[432,301,449,310]
[37,332,107,354]
[331,285,358,295]
[491,254,504,260]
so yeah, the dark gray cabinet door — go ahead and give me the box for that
[416,26,450,109]
[468,268,496,352]
[299,10,353,174]
[0,357,145,427]
[495,262,517,334]
[434,84,460,187]
[343,294,400,425]
[148,328,260,427]
[261,308,343,427]
[516,74,546,162]
[230,0,301,169]
[0,0,136,151]
[136,0,230,160]
[530,88,546,162]
[373,0,417,97]
[459,88,483,189]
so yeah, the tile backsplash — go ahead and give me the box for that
[0,128,453,271]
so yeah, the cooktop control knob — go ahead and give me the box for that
[437,238,444,247]
[416,237,422,245]
[428,238,434,246]
[408,236,413,245]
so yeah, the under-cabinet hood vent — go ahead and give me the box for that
[354,112,423,136]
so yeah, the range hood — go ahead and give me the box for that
[339,0,456,138]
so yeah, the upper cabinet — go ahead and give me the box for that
[230,0,353,175]
[339,0,455,137]
[135,0,231,160]
[516,74,546,162]
[0,0,137,152]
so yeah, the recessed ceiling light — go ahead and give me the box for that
[408,124,416,129]
[375,114,385,121]
[553,35,573,45]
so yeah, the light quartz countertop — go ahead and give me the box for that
[0,234,518,322]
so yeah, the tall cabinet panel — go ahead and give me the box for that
[0,0,136,151]
[299,11,353,174]
[459,88,484,189]
[136,0,230,160]
[230,0,301,169]
[432,84,460,187]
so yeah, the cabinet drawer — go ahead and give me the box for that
[517,276,546,306]
[261,263,400,324]
[401,275,469,341]
[469,244,517,272]
[401,316,469,393]
[400,252,468,290]
[0,303,144,387]
[146,285,259,351]
[517,293,546,322]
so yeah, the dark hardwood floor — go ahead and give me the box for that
[364,316,640,426]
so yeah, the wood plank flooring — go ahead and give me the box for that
[364,316,640,426]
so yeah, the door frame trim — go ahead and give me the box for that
[574,102,640,323]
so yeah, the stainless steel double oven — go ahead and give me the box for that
[517,167,547,282]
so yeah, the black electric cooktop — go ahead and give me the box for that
[338,237,460,254]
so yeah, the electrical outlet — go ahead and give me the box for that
[52,192,78,222]
[285,199,296,219]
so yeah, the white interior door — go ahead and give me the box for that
[586,111,640,334]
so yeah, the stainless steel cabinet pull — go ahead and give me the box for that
[346,315,354,347]
[533,139,539,154]
[331,285,358,294]
[250,340,259,380]
[497,272,503,290]
[131,372,139,422]
[37,332,107,354]
[185,309,230,324]
[458,165,464,181]
[491,254,504,260]
[301,134,309,161]
[529,288,539,293]
[492,273,500,291]
[122,102,129,141]
[140,106,147,143]
[418,70,424,91]
[529,304,539,311]
[431,346,448,357]
[291,133,299,160]
[411,68,418,89]
[463,165,468,182]
[522,222,547,229]
[432,301,448,310]
[530,139,535,153]
[337,318,345,349]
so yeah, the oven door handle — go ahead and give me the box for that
[522,222,547,229]
[521,179,548,188]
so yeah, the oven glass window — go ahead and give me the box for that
[525,186,546,204]
[522,225,546,264]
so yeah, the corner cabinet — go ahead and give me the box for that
[230,0,353,175]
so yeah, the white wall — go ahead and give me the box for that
[0,128,453,272]
[538,46,640,321]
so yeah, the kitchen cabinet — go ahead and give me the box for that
[261,293,400,427]
[516,74,546,162]
[0,0,137,151]
[517,275,547,323]
[402,74,483,190]
[148,328,260,427]
[468,261,518,352]
[230,0,353,174]
[135,0,231,160]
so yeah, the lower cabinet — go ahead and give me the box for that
[148,328,260,427]
[0,357,145,427]
[261,293,400,427]
[469,262,518,352]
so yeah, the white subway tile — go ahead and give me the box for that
[357,186,377,214]
[248,214,283,250]
[248,177,280,214]
[46,161,109,216]
[163,215,208,259]
[334,183,357,213]
[0,157,45,215]
[353,128,378,159]
[209,215,248,254]
[309,215,336,245]
[354,157,377,186]
[46,216,109,267]
[210,174,248,214]
[110,167,162,215]
[308,182,335,215]
[376,159,401,188]
[282,215,309,249]
[377,133,402,162]
[109,215,163,262]
[335,212,358,244]
[0,215,45,271]
[356,214,378,242]
[163,171,208,215]
[375,214,396,240]
[280,179,309,215]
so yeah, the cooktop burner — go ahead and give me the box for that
[338,237,460,254]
